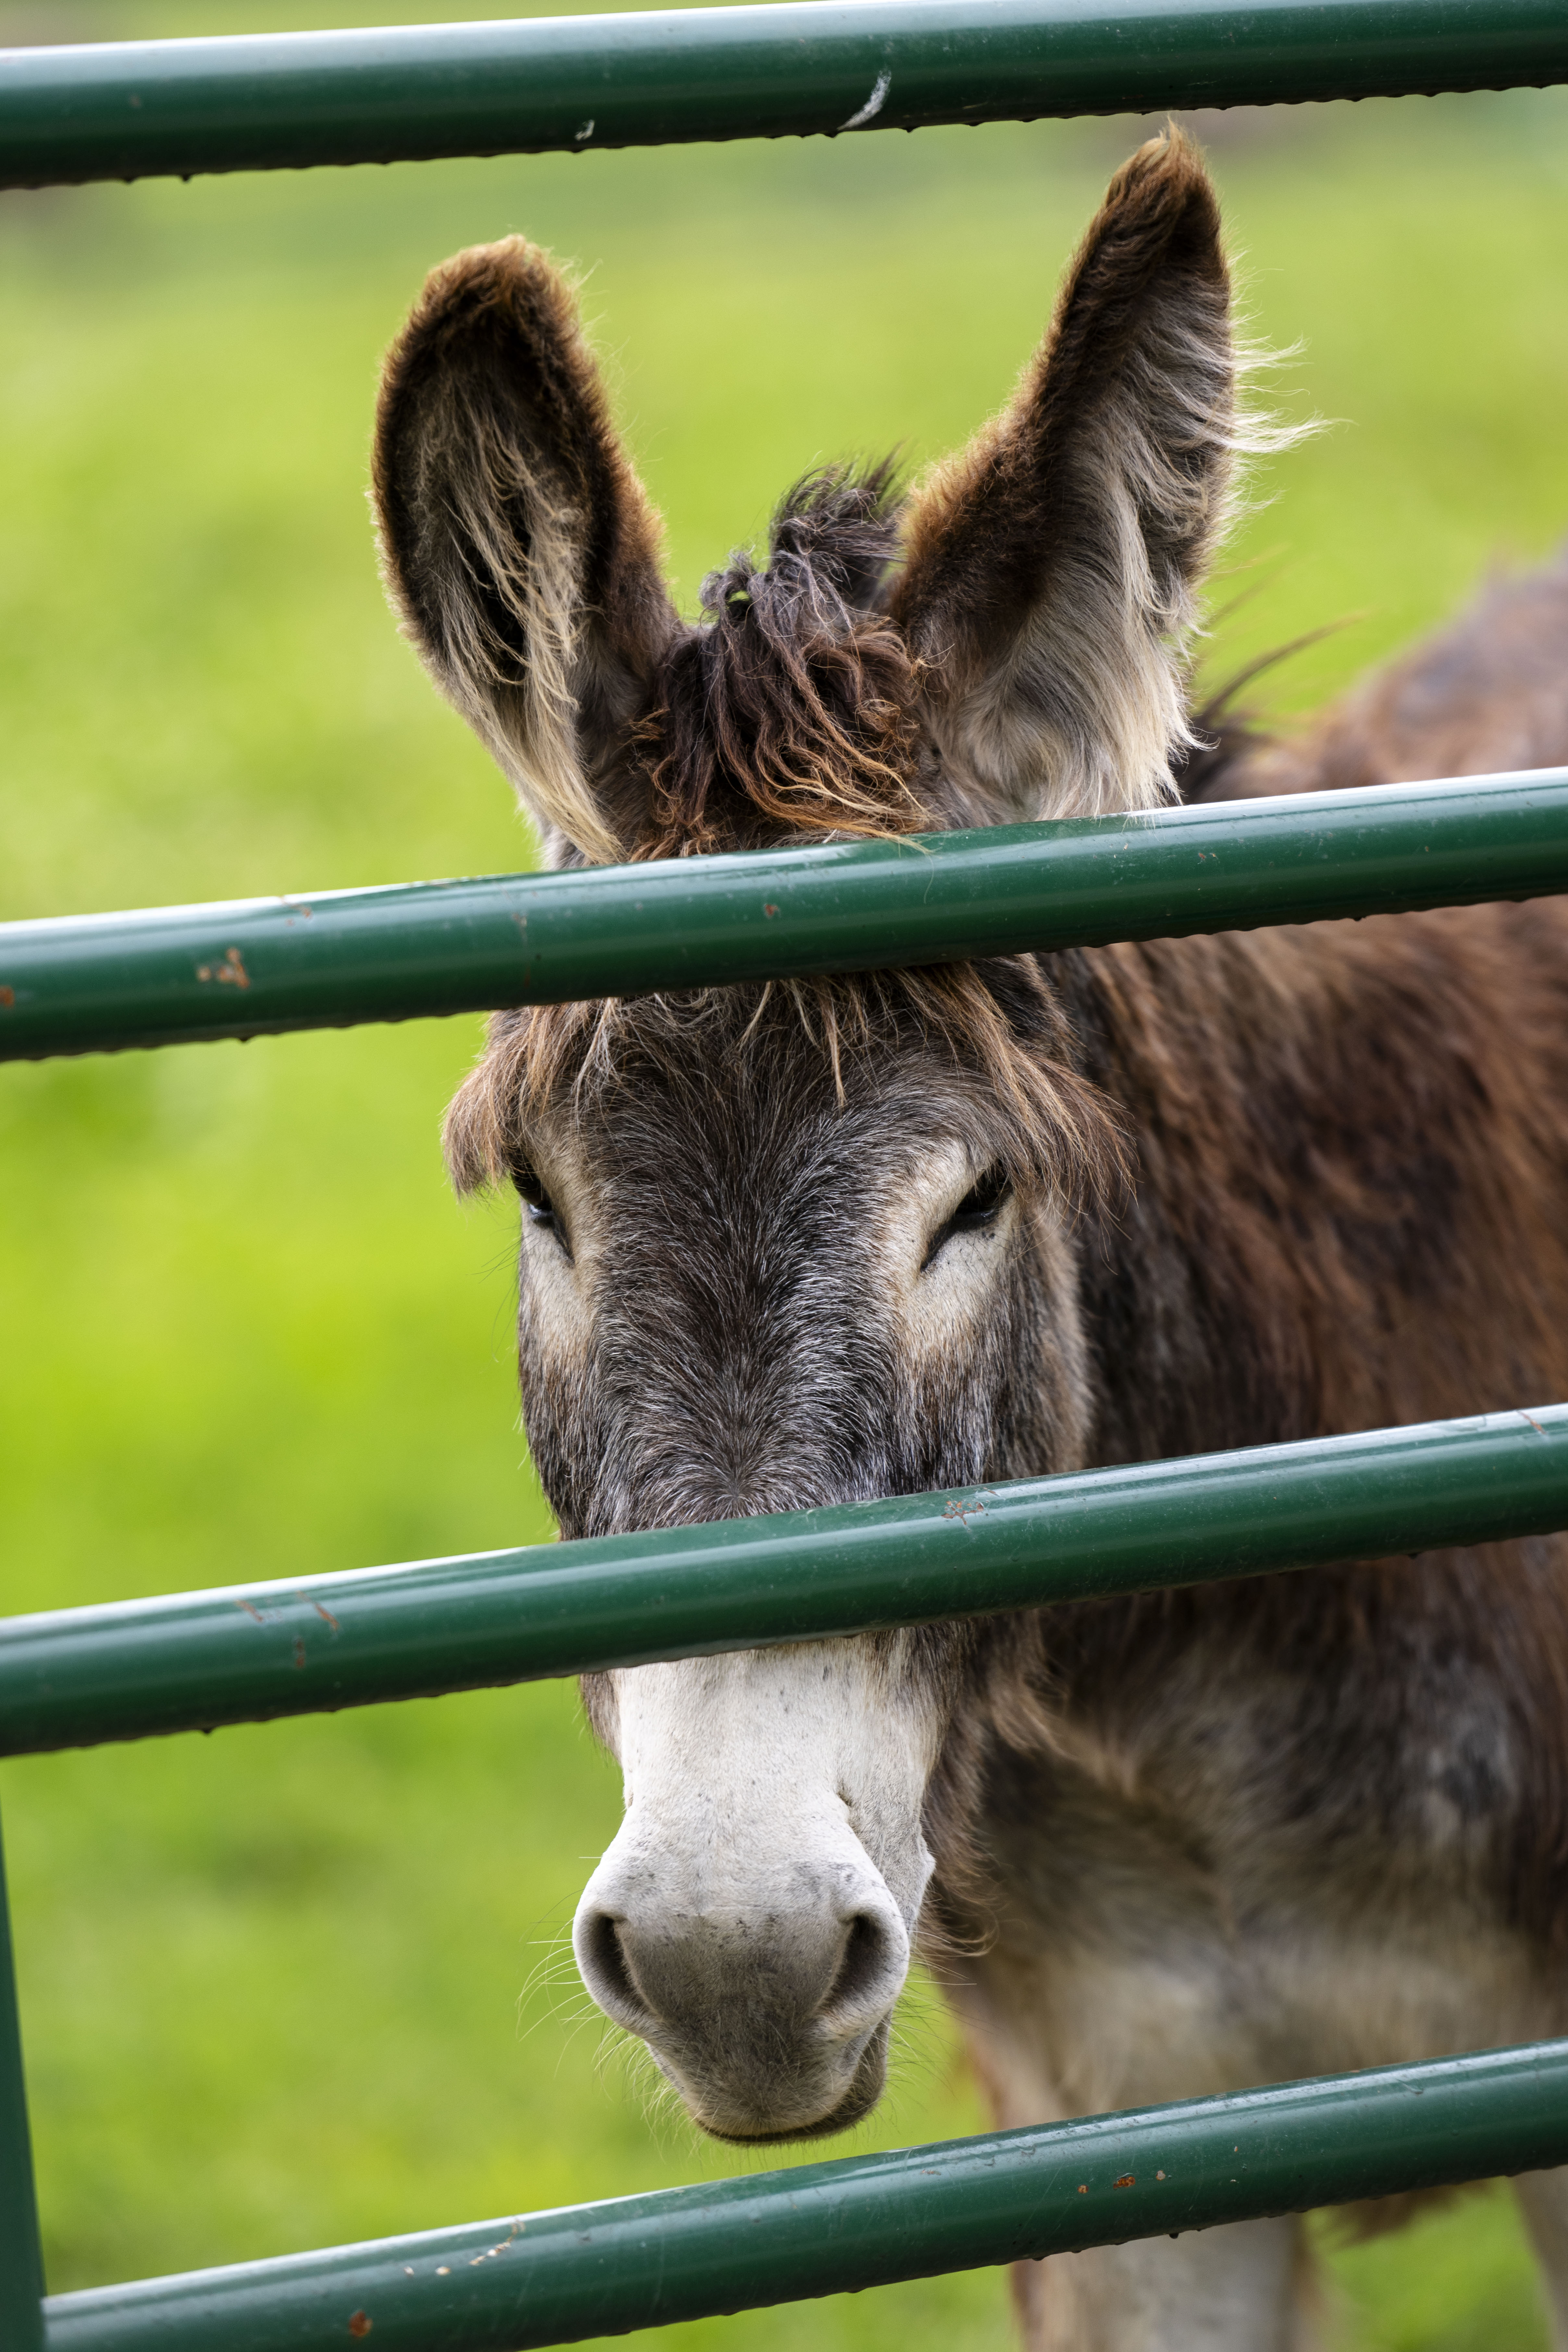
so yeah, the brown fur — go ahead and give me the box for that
[1222,551,1568,800]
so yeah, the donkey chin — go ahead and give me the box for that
[650,2031,895,2147]
[571,1647,940,2141]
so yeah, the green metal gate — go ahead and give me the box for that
[5,10,1568,2348]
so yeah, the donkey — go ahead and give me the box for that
[371,130,1568,2348]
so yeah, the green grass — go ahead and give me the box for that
[2,9,1567,2344]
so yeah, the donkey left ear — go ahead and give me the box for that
[373,237,679,866]
[892,130,1243,826]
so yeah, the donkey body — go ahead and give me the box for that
[374,132,1568,2348]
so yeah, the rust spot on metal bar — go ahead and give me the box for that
[195,947,250,989]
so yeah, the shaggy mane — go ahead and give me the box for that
[629,461,930,859]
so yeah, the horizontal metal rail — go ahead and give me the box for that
[41,2040,1568,2351]
[2,0,1567,190]
[4,1406,1566,1756]
[3,771,1567,1063]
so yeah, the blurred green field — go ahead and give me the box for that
[2,7,1568,2346]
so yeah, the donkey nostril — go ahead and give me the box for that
[578,1909,657,2032]
[820,1912,896,2030]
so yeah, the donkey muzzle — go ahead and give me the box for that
[573,1841,912,2140]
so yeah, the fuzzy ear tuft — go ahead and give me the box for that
[373,238,679,866]
[894,129,1282,827]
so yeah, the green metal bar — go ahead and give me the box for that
[2,0,1567,191]
[3,1406,1566,1757]
[40,2039,1568,2351]
[3,770,1567,1065]
[0,1809,46,2352]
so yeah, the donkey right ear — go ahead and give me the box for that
[373,238,679,866]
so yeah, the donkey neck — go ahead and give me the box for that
[1058,901,1568,1469]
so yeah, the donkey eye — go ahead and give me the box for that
[951,1170,1009,1229]
[513,1164,574,1260]
[514,1167,557,1227]
[922,1167,1011,1269]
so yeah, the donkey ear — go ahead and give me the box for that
[373,238,679,866]
[892,130,1243,826]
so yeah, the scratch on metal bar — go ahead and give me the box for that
[841,69,891,129]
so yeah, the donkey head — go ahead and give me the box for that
[374,131,1249,2142]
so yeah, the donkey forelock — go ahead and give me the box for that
[442,957,1121,1210]
[632,460,930,858]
